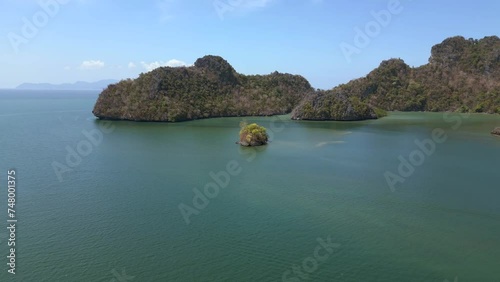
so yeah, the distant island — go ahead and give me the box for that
[93,36,500,122]
[17,79,118,91]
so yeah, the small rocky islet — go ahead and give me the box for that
[237,123,269,147]
[492,127,500,136]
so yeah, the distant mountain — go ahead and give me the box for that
[16,79,118,90]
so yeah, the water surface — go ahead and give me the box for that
[0,90,499,281]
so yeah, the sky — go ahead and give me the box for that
[0,0,499,89]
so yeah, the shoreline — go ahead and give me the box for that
[93,110,500,124]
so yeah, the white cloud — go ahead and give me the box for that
[140,59,188,71]
[166,59,188,67]
[128,62,136,69]
[79,60,105,70]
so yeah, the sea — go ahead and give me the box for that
[0,90,499,281]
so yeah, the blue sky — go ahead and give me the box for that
[0,0,499,89]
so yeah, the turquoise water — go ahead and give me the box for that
[0,90,499,281]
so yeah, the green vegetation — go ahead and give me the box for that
[291,91,378,121]
[93,36,500,124]
[238,122,269,146]
[93,55,313,122]
[374,107,388,118]
[336,36,500,114]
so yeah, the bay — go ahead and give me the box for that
[0,90,499,281]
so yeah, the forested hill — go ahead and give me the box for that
[334,36,500,114]
[92,55,313,122]
[93,36,500,123]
